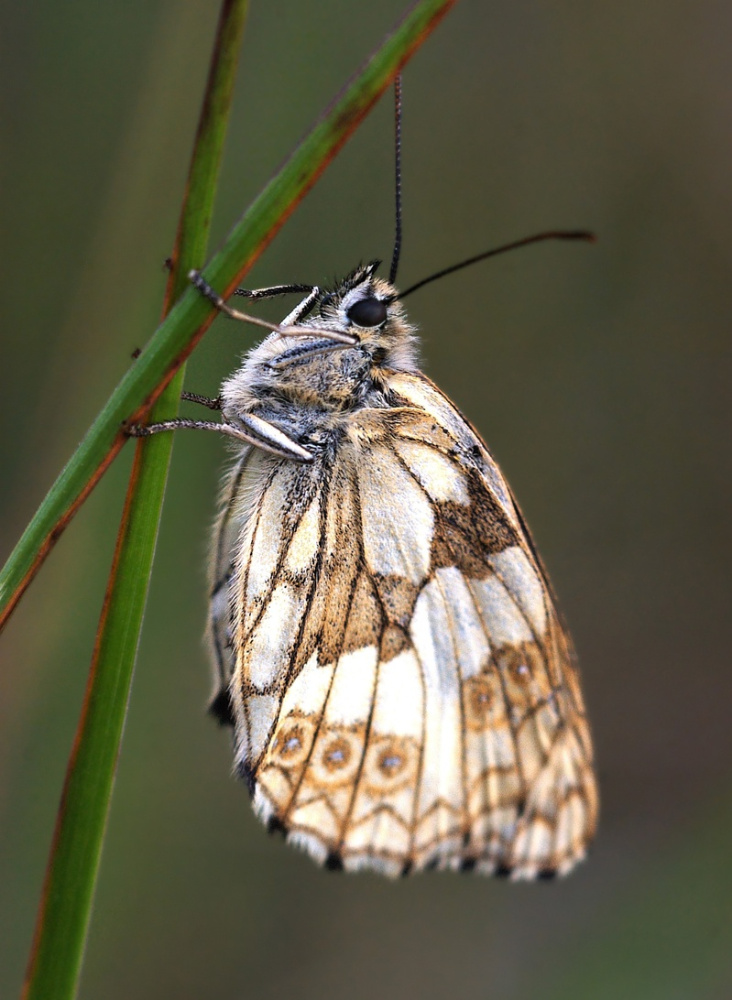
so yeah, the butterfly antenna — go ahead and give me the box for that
[388,75,403,286]
[398,229,596,299]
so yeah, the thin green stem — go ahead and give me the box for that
[21,3,250,998]
[0,0,457,634]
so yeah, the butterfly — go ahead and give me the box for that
[131,76,598,878]
[188,258,599,880]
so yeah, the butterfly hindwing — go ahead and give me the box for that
[208,370,597,878]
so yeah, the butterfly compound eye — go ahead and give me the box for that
[346,296,388,328]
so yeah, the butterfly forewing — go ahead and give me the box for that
[208,356,597,878]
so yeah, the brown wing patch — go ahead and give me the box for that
[342,572,383,651]
[431,480,519,577]
[379,624,411,662]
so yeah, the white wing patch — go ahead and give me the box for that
[246,584,306,691]
[322,646,378,727]
[388,372,518,522]
[393,438,470,504]
[410,577,465,861]
[245,463,292,607]
[470,575,535,647]
[489,546,547,636]
[279,651,333,717]
[368,649,423,739]
[285,496,321,574]
[241,694,280,761]
[359,445,434,582]
[208,370,597,879]
[433,566,491,679]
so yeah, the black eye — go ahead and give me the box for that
[346,296,387,328]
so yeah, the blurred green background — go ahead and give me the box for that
[2,1,731,997]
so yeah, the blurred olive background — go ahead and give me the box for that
[2,1,731,997]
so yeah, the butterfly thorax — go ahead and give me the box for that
[220,265,419,451]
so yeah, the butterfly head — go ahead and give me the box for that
[223,263,417,420]
[312,261,416,371]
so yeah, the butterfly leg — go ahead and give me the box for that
[280,286,321,325]
[230,280,322,325]
[189,271,320,330]
[139,392,311,460]
[189,271,355,344]
[125,415,313,462]
[233,281,315,301]
[180,390,222,410]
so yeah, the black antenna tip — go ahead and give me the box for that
[556,229,597,243]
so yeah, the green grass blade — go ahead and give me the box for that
[0,0,457,634]
[21,3,250,997]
